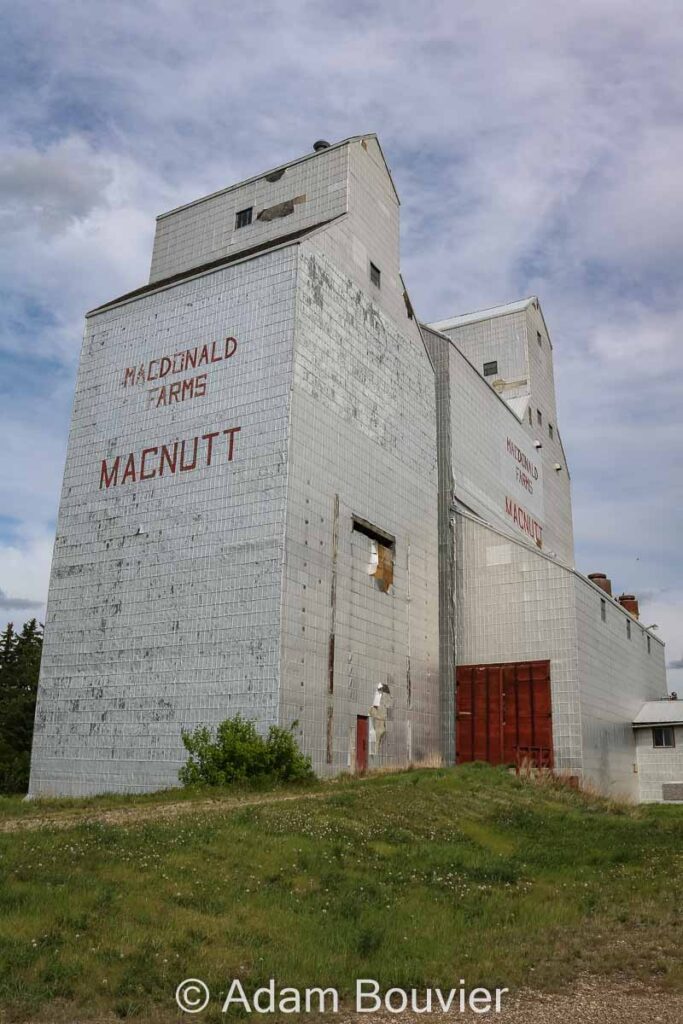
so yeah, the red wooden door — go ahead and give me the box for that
[456,661,552,768]
[356,715,369,773]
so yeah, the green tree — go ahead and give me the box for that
[0,618,43,794]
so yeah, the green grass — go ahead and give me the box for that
[0,765,681,1022]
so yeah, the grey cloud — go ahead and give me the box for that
[667,659,683,671]
[0,588,43,610]
[0,139,112,233]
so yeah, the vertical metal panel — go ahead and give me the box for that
[456,660,552,768]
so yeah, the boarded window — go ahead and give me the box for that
[353,516,394,593]
[483,360,498,377]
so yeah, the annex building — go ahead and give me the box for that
[29,135,674,803]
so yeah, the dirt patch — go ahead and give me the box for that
[0,788,329,834]
[338,979,683,1023]
[10,980,683,1024]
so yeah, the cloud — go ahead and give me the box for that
[0,588,43,612]
[668,659,683,671]
[0,0,681,686]
[0,138,112,234]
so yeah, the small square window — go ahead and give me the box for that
[235,207,253,229]
[370,262,381,288]
[483,360,498,377]
[537,331,543,347]
[548,423,554,440]
[653,726,675,748]
[626,618,631,639]
[600,599,606,622]
[537,409,543,426]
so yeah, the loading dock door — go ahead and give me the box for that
[456,660,553,769]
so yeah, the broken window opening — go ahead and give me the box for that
[370,262,381,288]
[352,516,395,593]
[257,194,306,222]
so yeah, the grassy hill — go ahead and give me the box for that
[0,765,681,1022]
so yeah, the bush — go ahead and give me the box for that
[179,714,315,787]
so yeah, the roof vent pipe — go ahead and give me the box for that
[313,140,331,151]
[588,573,612,597]
[618,594,640,619]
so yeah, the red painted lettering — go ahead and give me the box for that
[224,426,241,461]
[140,447,158,481]
[159,442,178,476]
[100,456,121,489]
[202,431,220,465]
[180,437,198,471]
[121,453,137,484]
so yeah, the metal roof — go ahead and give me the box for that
[633,701,683,726]
[86,217,340,317]
[428,297,537,332]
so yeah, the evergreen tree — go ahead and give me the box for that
[0,618,43,794]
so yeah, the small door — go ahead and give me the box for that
[356,715,369,773]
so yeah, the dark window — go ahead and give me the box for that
[370,262,381,288]
[483,360,498,377]
[601,599,606,622]
[549,423,554,439]
[647,635,651,654]
[653,726,675,748]
[537,331,543,347]
[626,618,631,640]
[537,409,543,426]
[528,408,533,426]
[235,207,253,229]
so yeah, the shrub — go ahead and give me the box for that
[179,714,315,787]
